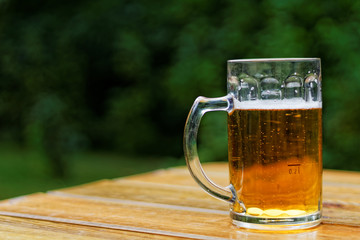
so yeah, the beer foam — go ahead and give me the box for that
[233,98,322,110]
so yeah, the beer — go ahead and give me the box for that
[228,100,322,217]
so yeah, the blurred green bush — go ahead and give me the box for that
[0,0,359,174]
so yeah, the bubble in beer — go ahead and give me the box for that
[260,77,281,100]
[284,74,303,99]
[263,209,283,217]
[285,210,306,216]
[305,73,320,101]
[238,74,259,101]
[245,208,309,217]
[247,207,263,216]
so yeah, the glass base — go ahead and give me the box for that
[231,210,321,231]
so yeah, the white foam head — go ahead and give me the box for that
[233,98,322,110]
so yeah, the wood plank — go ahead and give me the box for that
[54,180,228,211]
[323,169,360,185]
[324,186,360,204]
[0,215,183,240]
[121,168,228,187]
[121,164,229,187]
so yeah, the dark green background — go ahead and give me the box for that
[0,0,359,199]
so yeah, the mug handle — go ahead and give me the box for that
[184,94,235,203]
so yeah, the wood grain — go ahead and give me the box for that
[0,163,359,239]
[0,215,183,240]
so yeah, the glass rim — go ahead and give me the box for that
[228,58,320,63]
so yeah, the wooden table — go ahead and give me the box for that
[0,163,359,239]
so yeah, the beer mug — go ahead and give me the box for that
[184,58,322,230]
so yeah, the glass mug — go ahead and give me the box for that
[183,58,322,230]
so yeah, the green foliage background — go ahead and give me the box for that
[0,0,359,183]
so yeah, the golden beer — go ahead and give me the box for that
[228,103,322,217]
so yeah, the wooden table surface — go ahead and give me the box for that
[0,163,359,239]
